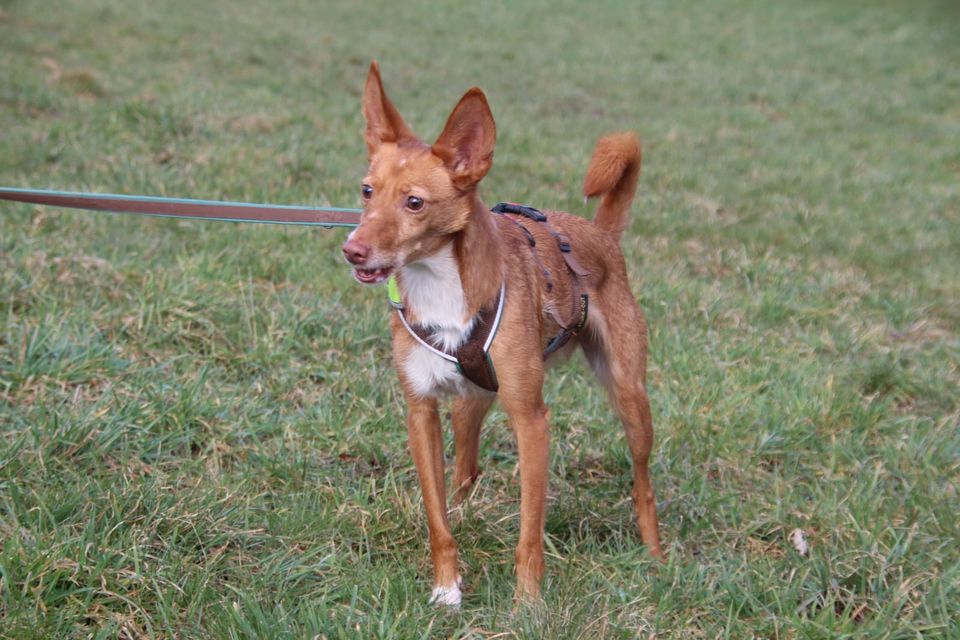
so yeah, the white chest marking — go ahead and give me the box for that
[398,245,477,397]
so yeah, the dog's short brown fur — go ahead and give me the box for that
[342,62,662,604]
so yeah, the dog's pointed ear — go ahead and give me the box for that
[432,88,496,190]
[363,61,416,156]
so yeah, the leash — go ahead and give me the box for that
[0,187,362,227]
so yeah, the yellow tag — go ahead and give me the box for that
[387,275,402,308]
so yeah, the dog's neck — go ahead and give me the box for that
[398,197,503,337]
[453,198,503,315]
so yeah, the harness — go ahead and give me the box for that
[388,276,505,392]
[387,202,589,393]
[491,203,590,357]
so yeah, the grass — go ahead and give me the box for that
[1,0,958,637]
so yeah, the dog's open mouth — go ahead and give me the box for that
[353,266,393,284]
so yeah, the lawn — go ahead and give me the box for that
[1,0,958,637]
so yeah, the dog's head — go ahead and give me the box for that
[342,62,496,284]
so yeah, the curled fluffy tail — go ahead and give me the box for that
[583,132,641,239]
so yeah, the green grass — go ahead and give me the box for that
[1,0,958,637]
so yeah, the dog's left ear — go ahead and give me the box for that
[432,88,496,190]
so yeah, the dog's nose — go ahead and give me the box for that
[342,239,371,265]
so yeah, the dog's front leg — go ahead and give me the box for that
[405,396,462,606]
[501,391,551,601]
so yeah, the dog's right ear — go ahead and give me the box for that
[363,61,416,157]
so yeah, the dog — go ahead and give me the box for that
[341,62,662,605]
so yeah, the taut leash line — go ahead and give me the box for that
[0,187,362,228]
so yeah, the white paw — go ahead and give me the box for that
[429,578,463,608]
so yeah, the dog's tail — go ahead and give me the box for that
[583,132,641,239]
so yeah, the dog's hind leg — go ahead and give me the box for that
[582,302,664,560]
[451,395,495,506]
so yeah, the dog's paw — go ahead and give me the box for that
[429,577,463,608]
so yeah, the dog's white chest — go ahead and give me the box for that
[396,247,478,397]
[402,345,473,397]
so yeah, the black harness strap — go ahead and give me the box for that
[497,213,556,294]
[492,202,590,358]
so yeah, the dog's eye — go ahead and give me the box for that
[361,184,373,200]
[405,195,424,212]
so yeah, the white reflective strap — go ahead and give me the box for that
[483,283,506,352]
[394,308,459,363]
[393,282,505,364]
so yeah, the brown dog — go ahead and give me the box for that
[342,62,662,605]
